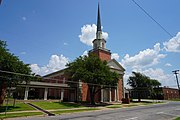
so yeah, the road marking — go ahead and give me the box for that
[124,117,138,120]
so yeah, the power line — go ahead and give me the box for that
[131,0,173,38]
[0,70,117,88]
[172,70,180,98]
[172,70,180,89]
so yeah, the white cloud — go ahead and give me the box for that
[141,68,175,87]
[22,16,27,21]
[30,54,69,76]
[20,52,26,55]
[125,68,176,88]
[78,24,108,46]
[121,43,166,69]
[111,53,120,60]
[165,63,172,67]
[163,32,180,52]
[63,42,68,46]
[81,50,88,57]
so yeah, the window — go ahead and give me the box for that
[102,42,104,48]
[94,43,97,48]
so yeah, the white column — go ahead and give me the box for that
[63,77,65,83]
[101,86,104,102]
[117,86,119,102]
[109,88,112,102]
[44,88,48,100]
[61,89,64,101]
[115,88,117,102]
[24,87,29,100]
[61,77,65,101]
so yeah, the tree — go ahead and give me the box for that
[0,40,33,105]
[127,72,161,102]
[66,54,119,105]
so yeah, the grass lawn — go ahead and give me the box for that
[52,108,99,115]
[106,103,138,108]
[0,102,35,113]
[31,101,84,110]
[106,101,162,109]
[174,117,180,120]
[0,112,43,119]
[171,99,180,101]
[106,105,122,108]
[123,104,139,107]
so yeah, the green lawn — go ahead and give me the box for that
[171,99,180,101]
[52,108,99,115]
[0,102,35,113]
[106,104,122,108]
[174,117,180,120]
[31,101,84,110]
[0,112,43,119]
[106,101,162,109]
[106,103,138,108]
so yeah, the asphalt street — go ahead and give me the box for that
[11,101,180,120]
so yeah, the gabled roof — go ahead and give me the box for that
[107,59,125,71]
[43,68,67,78]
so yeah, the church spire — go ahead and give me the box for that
[96,2,102,40]
[97,3,102,32]
[90,2,111,61]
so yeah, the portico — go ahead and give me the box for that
[17,81,70,101]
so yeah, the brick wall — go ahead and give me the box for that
[162,88,179,100]
[81,83,101,102]
[118,79,123,100]
[91,49,111,61]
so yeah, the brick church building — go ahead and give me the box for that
[19,3,125,103]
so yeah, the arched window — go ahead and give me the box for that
[102,42,104,48]
[94,43,97,49]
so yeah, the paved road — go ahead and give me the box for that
[12,101,180,120]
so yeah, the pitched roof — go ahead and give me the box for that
[107,59,125,71]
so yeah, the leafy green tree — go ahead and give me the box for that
[127,72,161,102]
[0,40,33,105]
[66,54,119,105]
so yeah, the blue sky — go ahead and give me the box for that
[0,0,180,88]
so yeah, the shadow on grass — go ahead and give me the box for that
[0,106,20,113]
[54,102,113,108]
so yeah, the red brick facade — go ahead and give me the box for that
[82,83,101,102]
[83,43,124,102]
[92,49,111,61]
[162,87,179,100]
[118,79,123,100]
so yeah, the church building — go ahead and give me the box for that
[19,3,125,103]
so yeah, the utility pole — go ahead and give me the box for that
[172,70,180,98]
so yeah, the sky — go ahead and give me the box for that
[0,0,180,88]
